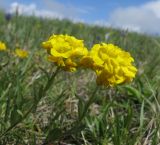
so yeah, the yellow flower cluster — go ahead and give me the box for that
[42,34,88,72]
[81,43,137,86]
[0,41,7,51]
[0,41,29,59]
[15,48,29,58]
[42,34,137,86]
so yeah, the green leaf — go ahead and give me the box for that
[78,99,85,120]
[10,108,22,126]
[140,101,144,128]
[123,85,142,101]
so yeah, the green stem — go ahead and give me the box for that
[44,85,100,144]
[43,67,60,94]
[79,85,99,122]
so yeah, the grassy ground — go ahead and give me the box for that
[0,12,160,145]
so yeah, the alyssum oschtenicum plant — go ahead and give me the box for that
[15,48,29,59]
[41,35,138,140]
[0,34,137,142]
[0,41,7,51]
[42,34,137,87]
[42,34,88,72]
[80,43,137,86]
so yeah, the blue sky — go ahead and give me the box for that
[1,0,160,34]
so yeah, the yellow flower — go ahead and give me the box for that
[42,34,88,72]
[15,48,29,58]
[81,43,137,86]
[0,41,7,51]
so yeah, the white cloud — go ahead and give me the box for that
[41,0,88,18]
[8,1,87,22]
[108,0,160,34]
[9,2,64,19]
[144,0,160,18]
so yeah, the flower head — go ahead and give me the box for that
[15,48,29,58]
[42,34,88,72]
[0,41,7,51]
[81,43,137,86]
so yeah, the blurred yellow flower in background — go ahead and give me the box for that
[81,43,137,86]
[15,48,29,58]
[0,41,7,51]
[42,34,88,72]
